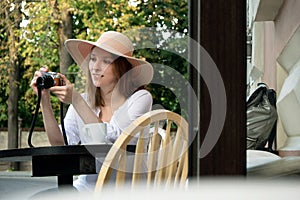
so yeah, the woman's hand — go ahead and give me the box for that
[50,73,74,104]
[30,67,50,97]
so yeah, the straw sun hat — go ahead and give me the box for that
[64,31,153,85]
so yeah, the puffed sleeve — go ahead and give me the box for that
[106,90,153,142]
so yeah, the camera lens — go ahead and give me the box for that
[36,74,55,89]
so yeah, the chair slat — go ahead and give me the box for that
[166,127,182,186]
[147,122,161,186]
[116,147,126,188]
[155,119,172,186]
[132,128,145,186]
[95,109,189,192]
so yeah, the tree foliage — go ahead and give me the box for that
[0,0,188,128]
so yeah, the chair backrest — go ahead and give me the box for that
[95,109,189,191]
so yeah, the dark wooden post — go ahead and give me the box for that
[189,0,246,176]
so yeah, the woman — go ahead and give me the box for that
[31,31,153,191]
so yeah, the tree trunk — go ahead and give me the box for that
[7,1,22,170]
[53,1,73,74]
[52,1,73,118]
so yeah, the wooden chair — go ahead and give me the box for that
[95,109,189,192]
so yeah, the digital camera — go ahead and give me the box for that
[36,72,61,89]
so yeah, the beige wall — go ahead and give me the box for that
[276,63,288,148]
[249,21,276,90]
[274,0,300,59]
[262,21,276,90]
[274,1,300,149]
[0,131,50,171]
[249,0,300,149]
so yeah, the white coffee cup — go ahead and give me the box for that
[80,123,107,144]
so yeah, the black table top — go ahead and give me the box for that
[0,144,113,162]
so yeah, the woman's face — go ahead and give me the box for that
[89,47,117,89]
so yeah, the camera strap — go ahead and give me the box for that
[28,87,42,148]
[28,87,69,147]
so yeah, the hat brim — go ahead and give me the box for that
[65,39,153,85]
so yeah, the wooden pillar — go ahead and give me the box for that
[197,0,246,175]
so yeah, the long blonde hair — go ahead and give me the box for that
[86,54,145,109]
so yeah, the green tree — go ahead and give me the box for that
[0,0,188,129]
[0,2,10,127]
[68,0,189,114]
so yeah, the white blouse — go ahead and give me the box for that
[63,89,153,145]
[62,89,152,192]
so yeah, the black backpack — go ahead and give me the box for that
[246,83,278,153]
